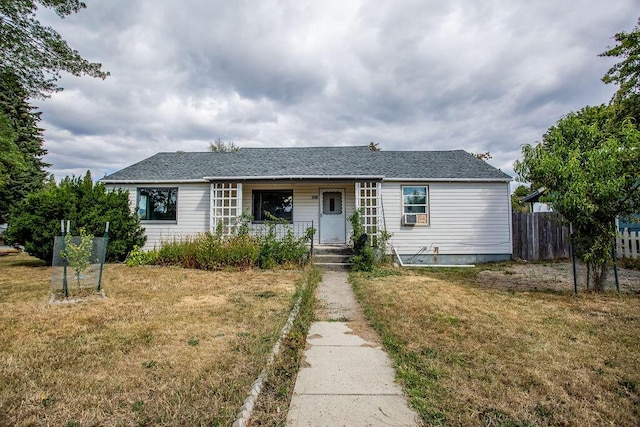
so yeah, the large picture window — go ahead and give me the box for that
[402,186,429,226]
[137,188,177,221]
[252,190,293,222]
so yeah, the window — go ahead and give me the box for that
[322,191,343,215]
[137,188,177,221]
[252,190,293,222]
[402,186,429,226]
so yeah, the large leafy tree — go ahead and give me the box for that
[0,72,48,223]
[601,19,640,101]
[6,171,146,264]
[511,185,531,213]
[516,19,640,291]
[515,105,640,290]
[600,18,640,123]
[0,0,109,98]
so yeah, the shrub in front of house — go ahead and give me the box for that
[6,172,145,264]
[348,208,392,272]
[258,227,311,269]
[129,226,311,270]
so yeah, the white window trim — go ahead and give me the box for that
[401,185,430,227]
[137,187,178,223]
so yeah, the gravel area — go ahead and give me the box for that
[477,261,640,293]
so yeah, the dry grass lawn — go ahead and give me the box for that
[0,253,302,426]
[352,266,640,426]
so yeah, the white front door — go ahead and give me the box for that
[319,189,346,244]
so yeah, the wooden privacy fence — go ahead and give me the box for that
[616,229,640,259]
[512,212,570,260]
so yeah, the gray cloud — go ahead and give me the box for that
[32,0,638,184]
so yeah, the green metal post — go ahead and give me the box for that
[612,238,620,293]
[62,220,69,298]
[586,262,590,292]
[570,223,577,294]
[97,222,109,292]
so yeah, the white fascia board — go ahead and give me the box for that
[203,175,385,181]
[382,177,512,183]
[100,179,209,184]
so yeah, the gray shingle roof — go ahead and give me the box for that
[101,146,511,182]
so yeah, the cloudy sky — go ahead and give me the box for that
[34,0,638,185]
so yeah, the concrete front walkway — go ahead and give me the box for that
[286,271,418,426]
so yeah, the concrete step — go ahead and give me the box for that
[311,245,353,271]
[313,245,353,256]
[313,254,351,264]
[315,262,354,271]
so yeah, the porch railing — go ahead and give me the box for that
[248,220,315,253]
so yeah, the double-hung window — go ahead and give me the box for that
[252,190,293,222]
[402,186,429,226]
[137,187,178,221]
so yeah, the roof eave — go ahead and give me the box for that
[203,175,386,181]
[100,178,209,184]
[383,177,512,183]
[101,176,512,184]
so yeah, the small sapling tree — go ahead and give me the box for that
[61,228,94,288]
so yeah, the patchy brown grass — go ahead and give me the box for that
[0,253,302,426]
[352,266,640,426]
[248,267,321,426]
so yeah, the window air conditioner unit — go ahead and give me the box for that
[403,213,427,225]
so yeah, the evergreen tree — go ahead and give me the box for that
[0,110,24,191]
[0,0,109,98]
[0,72,48,223]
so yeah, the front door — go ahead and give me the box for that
[319,189,346,244]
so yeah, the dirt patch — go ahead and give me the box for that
[478,261,640,293]
[0,247,21,256]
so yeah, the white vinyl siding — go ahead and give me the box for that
[382,182,512,255]
[241,181,356,245]
[111,183,210,250]
[109,179,511,255]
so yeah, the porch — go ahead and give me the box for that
[209,180,384,246]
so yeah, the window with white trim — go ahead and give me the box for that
[401,186,429,226]
[252,190,293,222]
[137,187,177,221]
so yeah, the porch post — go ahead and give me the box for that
[210,182,242,236]
[354,181,382,246]
[209,182,215,234]
[376,181,384,234]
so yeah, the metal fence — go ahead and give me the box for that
[248,221,314,239]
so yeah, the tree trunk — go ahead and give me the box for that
[590,262,608,292]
